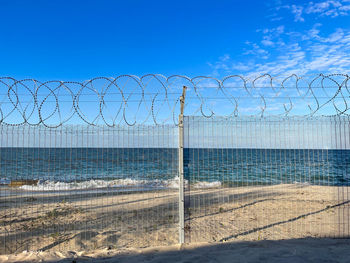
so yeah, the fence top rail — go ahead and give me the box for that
[0,73,349,127]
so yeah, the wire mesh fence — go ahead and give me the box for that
[0,124,179,253]
[0,74,349,254]
[183,116,349,243]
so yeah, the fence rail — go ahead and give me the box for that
[0,74,349,254]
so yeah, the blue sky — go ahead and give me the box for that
[1,0,350,127]
[1,0,350,80]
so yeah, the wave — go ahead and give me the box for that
[0,178,10,185]
[18,177,222,191]
[192,181,222,188]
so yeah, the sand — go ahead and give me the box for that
[0,184,349,262]
[1,238,350,263]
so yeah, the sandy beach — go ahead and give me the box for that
[1,238,350,263]
[0,184,349,261]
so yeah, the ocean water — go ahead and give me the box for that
[0,148,349,191]
[184,148,350,187]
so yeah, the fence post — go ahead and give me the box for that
[178,85,187,244]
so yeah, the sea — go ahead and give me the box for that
[0,148,349,192]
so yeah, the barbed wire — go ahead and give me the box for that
[0,73,349,127]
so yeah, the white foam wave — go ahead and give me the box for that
[19,177,221,191]
[0,178,10,185]
[19,178,178,191]
[193,181,221,188]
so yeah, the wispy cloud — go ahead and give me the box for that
[258,26,285,47]
[305,0,350,17]
[243,42,269,59]
[283,0,350,21]
[209,1,350,77]
[212,28,350,77]
[290,5,304,22]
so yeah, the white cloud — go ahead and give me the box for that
[261,39,275,46]
[219,54,231,62]
[210,26,350,77]
[258,26,286,47]
[279,1,350,22]
[208,0,350,88]
[243,42,269,59]
[209,0,350,78]
[291,5,304,22]
[304,23,322,39]
[305,1,347,17]
[323,28,344,42]
[306,1,336,13]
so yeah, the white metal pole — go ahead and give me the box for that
[179,86,187,244]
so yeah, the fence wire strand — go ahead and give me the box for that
[0,74,350,254]
[0,74,350,127]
